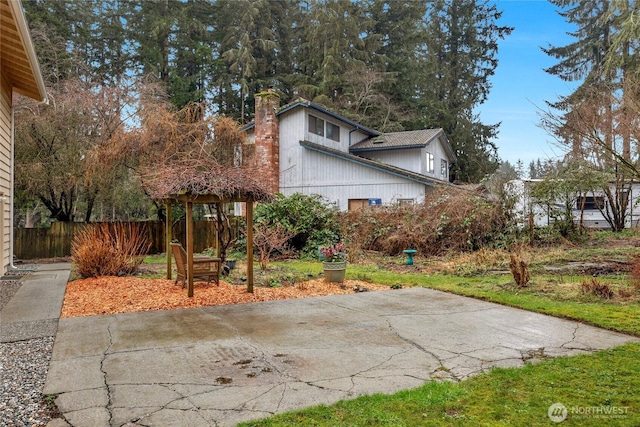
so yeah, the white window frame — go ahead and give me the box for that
[398,198,415,205]
[441,159,448,177]
[426,152,435,174]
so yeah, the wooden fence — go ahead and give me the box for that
[14,220,226,260]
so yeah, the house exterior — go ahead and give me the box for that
[0,0,47,271]
[508,179,640,230]
[243,91,456,211]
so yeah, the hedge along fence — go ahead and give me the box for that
[14,220,224,260]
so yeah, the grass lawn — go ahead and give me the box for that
[229,235,640,426]
[240,343,640,426]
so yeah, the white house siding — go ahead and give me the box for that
[281,149,428,210]
[0,76,12,270]
[356,136,451,182]
[420,136,451,180]
[278,108,308,191]
[298,108,370,153]
[358,148,423,176]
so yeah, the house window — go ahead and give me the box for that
[309,115,324,137]
[398,199,414,205]
[426,153,434,174]
[577,196,605,210]
[441,160,448,177]
[326,122,340,142]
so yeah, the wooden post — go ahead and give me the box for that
[246,201,254,293]
[165,202,172,280]
[186,200,194,297]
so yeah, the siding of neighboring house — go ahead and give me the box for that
[0,75,12,269]
[509,179,640,230]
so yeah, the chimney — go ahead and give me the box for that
[254,90,280,194]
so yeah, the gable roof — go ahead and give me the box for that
[243,98,380,137]
[300,140,457,188]
[0,0,46,101]
[350,128,457,162]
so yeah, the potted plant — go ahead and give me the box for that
[320,242,347,283]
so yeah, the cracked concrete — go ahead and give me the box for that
[42,287,639,426]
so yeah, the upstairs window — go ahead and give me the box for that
[426,153,434,174]
[326,122,340,142]
[309,115,324,137]
[441,160,448,177]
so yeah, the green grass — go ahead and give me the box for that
[142,254,168,264]
[240,343,640,426]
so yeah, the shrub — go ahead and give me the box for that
[509,252,530,287]
[71,222,151,278]
[254,193,340,257]
[337,187,514,257]
[581,278,614,300]
[630,255,640,291]
[253,221,294,270]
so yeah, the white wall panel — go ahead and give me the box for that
[281,149,428,210]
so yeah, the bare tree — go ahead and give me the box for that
[253,221,294,270]
[15,79,136,222]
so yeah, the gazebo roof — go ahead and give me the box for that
[142,159,273,204]
[146,158,269,297]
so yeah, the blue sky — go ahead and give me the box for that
[479,0,581,169]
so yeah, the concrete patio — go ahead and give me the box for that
[42,287,638,426]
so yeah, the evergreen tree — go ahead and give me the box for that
[297,0,375,104]
[543,0,638,161]
[418,0,512,182]
[220,0,277,121]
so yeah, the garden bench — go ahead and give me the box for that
[170,242,221,288]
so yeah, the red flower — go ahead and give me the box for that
[320,242,346,262]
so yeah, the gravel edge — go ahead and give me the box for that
[1,270,60,426]
[0,336,56,426]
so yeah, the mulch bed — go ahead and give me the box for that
[61,277,390,318]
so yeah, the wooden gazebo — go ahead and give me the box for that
[143,159,272,297]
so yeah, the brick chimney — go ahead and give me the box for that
[253,90,280,194]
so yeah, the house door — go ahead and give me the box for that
[348,199,369,211]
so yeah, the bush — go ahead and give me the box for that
[509,252,530,287]
[254,193,340,257]
[630,256,640,292]
[71,222,151,278]
[337,187,514,257]
[581,278,614,300]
